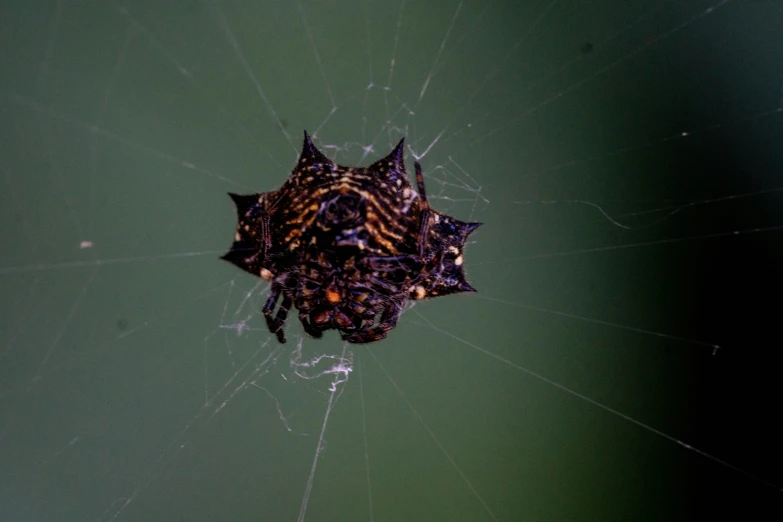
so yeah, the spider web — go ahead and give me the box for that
[1,0,782,520]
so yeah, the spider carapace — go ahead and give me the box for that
[222,131,481,344]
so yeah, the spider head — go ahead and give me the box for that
[309,306,362,334]
[306,285,370,337]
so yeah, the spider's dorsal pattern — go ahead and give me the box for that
[222,131,481,344]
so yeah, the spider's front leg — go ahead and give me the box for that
[262,282,290,343]
[294,297,324,339]
[343,296,405,344]
[297,311,324,339]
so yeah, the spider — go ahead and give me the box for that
[222,131,481,344]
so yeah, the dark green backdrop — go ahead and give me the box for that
[1,1,781,521]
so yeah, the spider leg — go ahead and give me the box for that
[363,255,418,268]
[298,310,323,338]
[361,255,420,295]
[415,161,431,259]
[344,296,405,344]
[262,283,287,343]
[273,292,293,340]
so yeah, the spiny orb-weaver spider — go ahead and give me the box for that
[222,131,480,344]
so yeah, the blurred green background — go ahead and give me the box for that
[1,1,781,520]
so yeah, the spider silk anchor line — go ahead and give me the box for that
[222,131,481,343]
